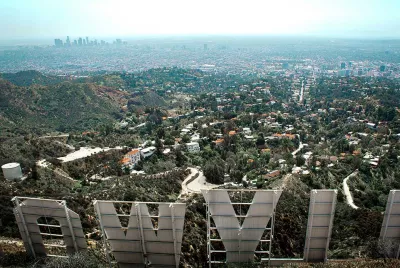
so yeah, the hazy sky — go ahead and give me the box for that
[1,0,400,41]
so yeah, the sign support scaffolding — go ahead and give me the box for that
[204,189,280,267]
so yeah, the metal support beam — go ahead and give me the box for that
[304,190,316,262]
[170,204,179,268]
[62,201,78,253]
[382,191,395,240]
[206,192,212,268]
[12,197,36,258]
[94,201,112,268]
[325,190,337,262]
[268,191,278,267]
[135,203,148,266]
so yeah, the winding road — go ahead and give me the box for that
[180,167,218,197]
[343,171,359,209]
[292,134,304,157]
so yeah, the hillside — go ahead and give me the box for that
[0,70,65,86]
[0,79,121,133]
[127,90,167,111]
[91,67,242,93]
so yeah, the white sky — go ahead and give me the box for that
[1,0,400,39]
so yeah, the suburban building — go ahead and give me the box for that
[141,146,156,158]
[214,138,224,147]
[120,149,141,169]
[273,133,296,140]
[243,127,251,135]
[263,170,281,179]
[229,130,236,136]
[186,142,200,153]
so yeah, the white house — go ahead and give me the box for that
[186,142,200,153]
[180,129,190,136]
[191,133,201,142]
[243,127,251,135]
[141,146,156,158]
[245,135,254,140]
[121,149,141,169]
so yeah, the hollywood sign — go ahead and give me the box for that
[12,189,400,267]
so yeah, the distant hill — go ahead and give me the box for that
[128,90,166,109]
[0,70,65,86]
[0,79,121,133]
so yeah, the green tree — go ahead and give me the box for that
[175,148,186,167]
[155,137,163,155]
[230,169,244,183]
[296,155,305,166]
[182,134,191,143]
[156,128,166,139]
[260,151,270,167]
[256,133,265,147]
[164,136,175,146]
[203,158,225,184]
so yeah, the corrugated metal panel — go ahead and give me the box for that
[13,197,86,257]
[304,190,337,262]
[202,189,282,263]
[95,201,185,267]
[380,190,400,258]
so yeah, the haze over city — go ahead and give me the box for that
[1,0,400,45]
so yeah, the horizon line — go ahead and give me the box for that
[1,33,400,42]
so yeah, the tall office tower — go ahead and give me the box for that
[348,62,352,67]
[54,39,63,47]
[83,39,86,46]
[340,62,346,69]
[78,37,83,46]
[74,40,78,46]
[204,43,208,50]
[86,36,89,45]
[116,39,122,45]
[101,40,105,46]
[380,65,386,72]
[66,36,71,46]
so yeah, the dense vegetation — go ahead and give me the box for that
[0,79,120,133]
[0,70,67,86]
[1,69,400,267]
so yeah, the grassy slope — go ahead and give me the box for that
[0,79,120,132]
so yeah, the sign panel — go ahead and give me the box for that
[12,197,86,258]
[380,190,400,258]
[17,188,400,265]
[303,190,337,262]
[94,201,186,268]
[202,189,282,264]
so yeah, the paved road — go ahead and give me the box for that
[299,80,304,103]
[343,171,359,209]
[292,134,303,157]
[180,167,218,196]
